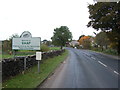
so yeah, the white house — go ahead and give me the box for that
[69,40,79,47]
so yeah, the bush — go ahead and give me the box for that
[91,47,118,55]
[41,44,50,52]
[103,49,118,55]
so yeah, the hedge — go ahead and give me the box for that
[2,49,65,81]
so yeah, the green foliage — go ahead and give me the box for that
[2,34,20,54]
[91,47,118,55]
[2,40,12,54]
[87,2,120,54]
[9,34,19,40]
[49,47,60,50]
[41,44,50,52]
[2,51,36,59]
[103,49,118,55]
[87,2,119,31]
[51,26,72,49]
[82,39,91,49]
[95,31,110,50]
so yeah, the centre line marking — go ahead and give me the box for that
[91,57,96,60]
[98,61,107,67]
[114,71,119,75]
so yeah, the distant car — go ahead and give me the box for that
[74,47,77,49]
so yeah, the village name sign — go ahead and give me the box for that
[12,31,41,50]
[12,31,41,73]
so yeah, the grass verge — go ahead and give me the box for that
[91,48,118,56]
[2,50,68,88]
[2,47,61,59]
[2,50,36,59]
[49,47,61,50]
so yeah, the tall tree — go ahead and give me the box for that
[51,26,72,49]
[95,31,110,51]
[87,2,120,54]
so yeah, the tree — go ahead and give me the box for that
[95,31,110,51]
[78,35,85,41]
[87,2,120,54]
[9,34,19,39]
[2,34,19,54]
[2,40,12,54]
[51,26,72,49]
[78,36,91,49]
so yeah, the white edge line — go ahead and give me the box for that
[98,61,107,67]
[114,71,119,75]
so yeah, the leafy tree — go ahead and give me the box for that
[9,34,19,39]
[87,2,120,54]
[2,40,12,54]
[2,34,19,54]
[95,31,110,51]
[78,36,91,49]
[41,44,50,52]
[78,35,85,41]
[51,26,72,49]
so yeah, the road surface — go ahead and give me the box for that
[39,47,120,88]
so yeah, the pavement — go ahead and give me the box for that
[38,47,120,88]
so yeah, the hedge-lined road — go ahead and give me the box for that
[40,47,119,88]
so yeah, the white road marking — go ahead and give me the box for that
[83,52,90,57]
[91,57,96,60]
[98,61,107,67]
[114,71,119,75]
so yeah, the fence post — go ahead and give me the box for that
[13,50,16,59]
[24,56,27,71]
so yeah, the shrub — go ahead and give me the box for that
[41,44,50,52]
[103,49,118,55]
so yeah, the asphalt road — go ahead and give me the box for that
[39,47,120,88]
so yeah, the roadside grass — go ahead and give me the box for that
[2,53,35,59]
[2,50,36,59]
[91,48,118,56]
[2,47,61,59]
[49,47,61,50]
[2,54,13,59]
[0,54,2,58]
[2,50,68,88]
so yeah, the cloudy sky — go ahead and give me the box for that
[0,0,100,41]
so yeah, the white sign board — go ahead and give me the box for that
[36,52,42,60]
[12,37,40,50]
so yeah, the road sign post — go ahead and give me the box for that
[12,31,41,73]
[36,52,42,73]
[38,60,40,73]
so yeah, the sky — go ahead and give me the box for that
[0,0,100,41]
